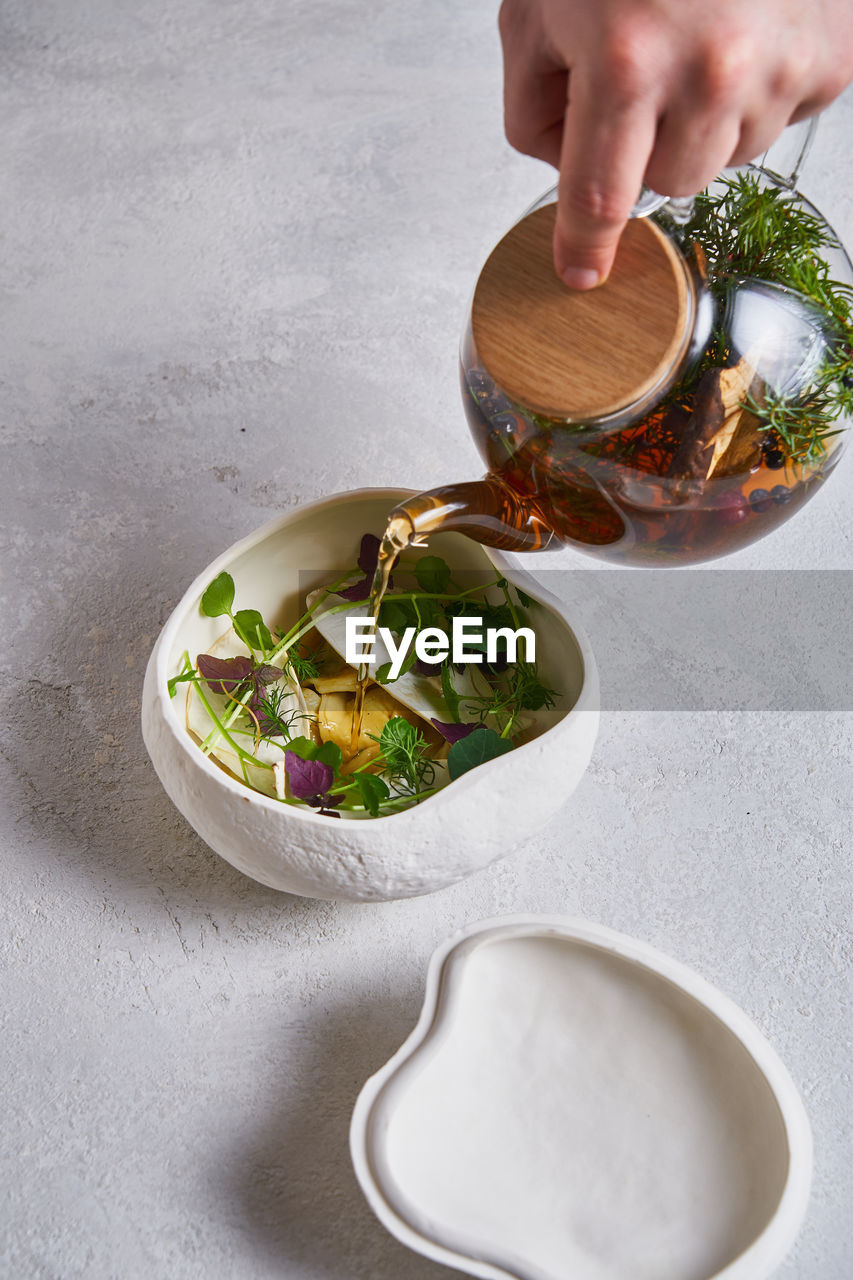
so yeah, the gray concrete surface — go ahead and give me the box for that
[2,1,852,1276]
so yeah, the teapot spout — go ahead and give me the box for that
[387,475,557,553]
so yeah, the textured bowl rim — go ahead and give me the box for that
[146,487,599,830]
[350,914,813,1280]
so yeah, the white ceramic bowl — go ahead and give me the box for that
[351,916,812,1279]
[141,490,598,900]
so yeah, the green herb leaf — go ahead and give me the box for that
[314,740,343,771]
[378,597,418,633]
[352,772,390,817]
[201,572,235,618]
[514,586,533,609]
[480,601,517,632]
[284,735,317,760]
[447,727,514,780]
[440,663,461,720]
[167,669,197,698]
[414,555,451,594]
[375,649,417,684]
[233,608,273,652]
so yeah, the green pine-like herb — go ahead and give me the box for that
[375,717,436,795]
[283,647,321,684]
[251,685,310,741]
[686,171,853,463]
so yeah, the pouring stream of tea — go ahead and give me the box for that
[349,516,416,753]
[346,483,563,751]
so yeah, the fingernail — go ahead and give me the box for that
[561,266,601,291]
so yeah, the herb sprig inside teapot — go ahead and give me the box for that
[681,171,853,464]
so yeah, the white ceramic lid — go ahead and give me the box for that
[350,916,812,1280]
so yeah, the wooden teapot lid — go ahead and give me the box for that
[471,204,694,421]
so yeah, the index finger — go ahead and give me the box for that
[555,75,659,290]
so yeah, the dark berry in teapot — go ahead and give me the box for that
[748,488,774,514]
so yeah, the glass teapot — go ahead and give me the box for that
[389,121,853,565]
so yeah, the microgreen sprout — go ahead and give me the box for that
[200,572,274,655]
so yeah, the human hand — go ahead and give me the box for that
[499,0,853,288]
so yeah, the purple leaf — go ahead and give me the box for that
[304,796,342,815]
[337,532,395,600]
[430,719,486,744]
[336,575,372,602]
[256,664,285,685]
[197,653,254,694]
[357,533,381,576]
[285,752,335,800]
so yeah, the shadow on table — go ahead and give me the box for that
[3,534,313,918]
[224,993,455,1280]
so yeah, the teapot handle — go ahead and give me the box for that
[630,116,820,222]
[523,117,821,226]
[756,116,818,190]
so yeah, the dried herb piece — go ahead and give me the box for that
[668,357,762,497]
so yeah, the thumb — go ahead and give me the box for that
[554,87,657,290]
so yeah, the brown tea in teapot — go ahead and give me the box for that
[384,168,853,566]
